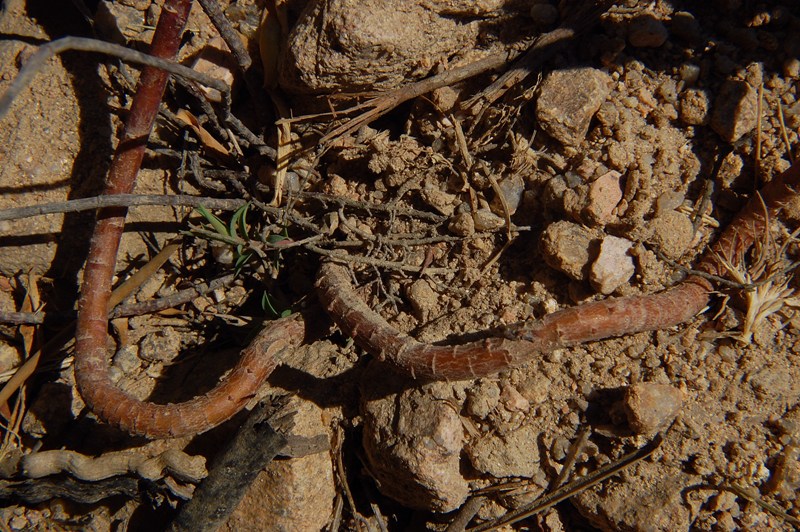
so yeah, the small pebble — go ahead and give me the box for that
[0,341,21,373]
[472,208,505,232]
[536,67,612,147]
[678,63,701,85]
[420,183,458,216]
[628,14,669,48]
[539,221,598,281]
[490,173,525,216]
[590,235,634,295]
[708,491,738,512]
[112,345,141,373]
[624,382,684,435]
[406,279,438,321]
[585,170,623,225]
[9,515,28,531]
[784,57,800,78]
[500,384,530,413]
[448,211,475,236]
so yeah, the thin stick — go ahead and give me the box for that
[777,101,795,164]
[0,194,247,222]
[316,49,526,145]
[110,273,236,318]
[296,191,447,223]
[0,274,236,325]
[718,484,800,527]
[70,0,302,439]
[551,427,591,490]
[308,246,452,275]
[0,36,230,123]
[446,496,487,532]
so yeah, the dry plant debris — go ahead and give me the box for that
[0,0,799,530]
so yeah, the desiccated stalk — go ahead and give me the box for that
[73,0,303,439]
[316,162,800,381]
[20,448,206,484]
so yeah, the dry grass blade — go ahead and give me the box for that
[717,484,800,527]
[714,197,800,343]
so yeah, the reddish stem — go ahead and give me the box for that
[317,162,800,381]
[74,0,303,438]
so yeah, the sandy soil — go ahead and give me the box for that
[0,0,798,530]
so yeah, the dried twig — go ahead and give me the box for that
[0,477,139,505]
[468,434,663,531]
[20,448,206,484]
[168,399,291,531]
[0,36,230,123]
[69,0,303,439]
[316,161,800,380]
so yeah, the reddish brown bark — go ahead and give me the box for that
[73,0,303,439]
[316,162,800,381]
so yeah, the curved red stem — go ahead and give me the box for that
[74,0,303,438]
[317,162,800,381]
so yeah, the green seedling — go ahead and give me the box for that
[262,291,291,319]
[191,204,292,318]
[193,203,255,275]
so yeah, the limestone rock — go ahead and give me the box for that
[585,170,623,225]
[624,382,684,435]
[361,370,468,512]
[590,235,634,295]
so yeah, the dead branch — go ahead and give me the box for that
[0,36,229,123]
[0,192,244,223]
[20,448,206,484]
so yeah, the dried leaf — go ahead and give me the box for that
[175,109,231,160]
[19,272,41,358]
[258,0,287,89]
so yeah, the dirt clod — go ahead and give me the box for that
[623,382,684,435]
[711,79,759,143]
[536,67,612,148]
[539,220,600,282]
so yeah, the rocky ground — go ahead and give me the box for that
[0,0,799,530]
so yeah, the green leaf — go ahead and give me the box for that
[261,291,278,316]
[196,205,229,237]
[239,203,251,240]
[227,202,252,242]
